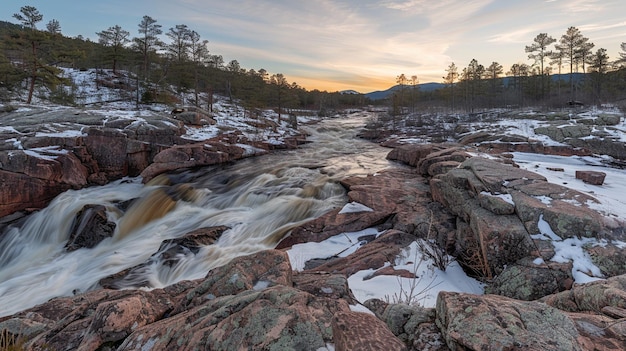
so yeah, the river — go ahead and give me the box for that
[0,111,393,317]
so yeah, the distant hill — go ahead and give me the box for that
[365,82,445,100]
[364,73,586,101]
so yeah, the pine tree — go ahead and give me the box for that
[96,25,130,74]
[556,27,588,100]
[132,16,163,84]
[443,62,458,111]
[12,5,44,103]
[526,33,556,99]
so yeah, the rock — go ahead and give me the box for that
[510,188,604,239]
[140,139,259,182]
[541,274,626,313]
[65,204,116,251]
[304,230,416,277]
[332,310,407,351]
[477,191,515,215]
[386,144,434,167]
[535,124,592,142]
[458,131,496,145]
[119,285,349,351]
[174,249,294,313]
[159,226,229,254]
[588,244,626,277]
[0,169,71,218]
[485,257,573,300]
[0,288,176,351]
[575,170,606,185]
[278,167,446,249]
[100,226,230,289]
[417,148,469,176]
[567,312,626,350]
[275,207,392,249]
[467,206,534,277]
[364,299,448,350]
[427,160,460,177]
[436,292,581,350]
[292,272,356,302]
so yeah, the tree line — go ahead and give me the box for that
[395,27,626,113]
[0,5,366,114]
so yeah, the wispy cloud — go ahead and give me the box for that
[2,0,625,91]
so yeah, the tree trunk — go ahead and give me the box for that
[27,40,37,104]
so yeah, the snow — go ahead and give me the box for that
[338,202,373,214]
[480,191,514,205]
[512,152,626,220]
[287,232,484,308]
[532,215,606,284]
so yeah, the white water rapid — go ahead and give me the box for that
[0,112,393,317]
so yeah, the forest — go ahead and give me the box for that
[2,5,626,114]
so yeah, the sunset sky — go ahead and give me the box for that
[2,0,625,92]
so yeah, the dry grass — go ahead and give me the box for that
[0,329,26,351]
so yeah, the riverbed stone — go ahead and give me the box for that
[65,204,117,251]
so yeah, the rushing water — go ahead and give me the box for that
[0,111,393,317]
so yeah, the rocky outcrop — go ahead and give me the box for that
[388,143,623,301]
[436,292,584,350]
[0,108,303,218]
[0,249,393,351]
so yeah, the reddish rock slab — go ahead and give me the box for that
[575,170,606,185]
[333,310,407,351]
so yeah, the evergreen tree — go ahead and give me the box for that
[556,27,588,100]
[443,62,458,111]
[588,48,610,102]
[12,5,44,103]
[526,33,556,98]
[132,16,163,84]
[96,25,130,74]
[46,19,61,36]
[485,61,503,106]
[617,42,626,67]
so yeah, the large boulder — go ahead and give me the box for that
[436,292,581,350]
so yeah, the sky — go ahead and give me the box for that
[2,0,626,93]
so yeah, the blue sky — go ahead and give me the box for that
[2,0,625,92]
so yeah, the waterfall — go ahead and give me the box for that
[0,112,392,317]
